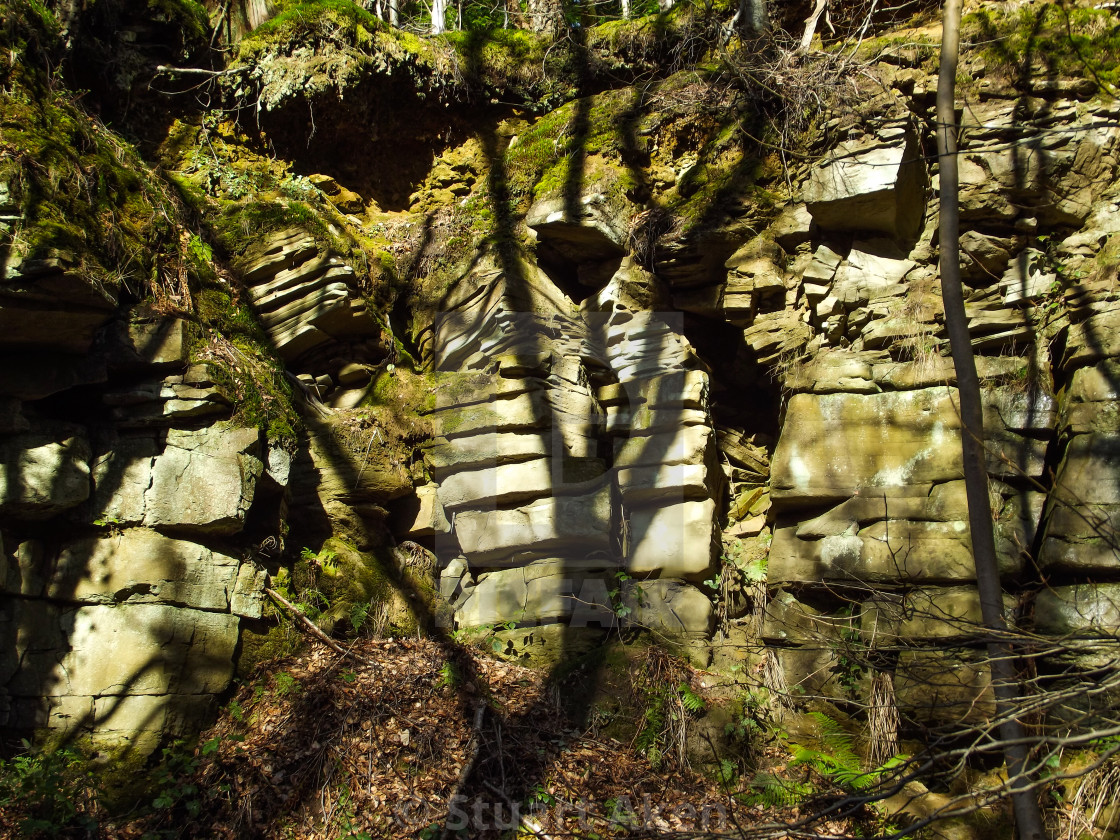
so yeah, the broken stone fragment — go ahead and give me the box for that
[620,579,712,637]
[396,484,451,538]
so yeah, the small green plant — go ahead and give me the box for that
[226,697,245,722]
[742,771,813,808]
[716,757,738,791]
[608,571,634,620]
[435,662,459,689]
[0,743,100,837]
[789,712,876,793]
[149,736,247,826]
[273,671,300,697]
[348,601,370,633]
[333,786,372,840]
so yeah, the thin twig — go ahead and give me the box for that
[155,64,247,77]
[265,588,374,666]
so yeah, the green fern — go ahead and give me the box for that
[635,700,665,754]
[789,712,874,792]
[678,683,706,713]
[742,772,812,808]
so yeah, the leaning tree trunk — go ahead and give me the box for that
[936,2,1047,839]
[799,0,828,52]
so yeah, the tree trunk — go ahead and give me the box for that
[799,0,827,52]
[527,0,565,36]
[621,0,631,20]
[431,0,447,34]
[936,3,1047,839]
[733,0,768,34]
[389,0,398,26]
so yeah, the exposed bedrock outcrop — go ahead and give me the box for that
[7,4,1120,757]
[0,281,280,754]
[417,229,722,641]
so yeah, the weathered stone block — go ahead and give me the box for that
[893,651,995,724]
[1035,584,1120,636]
[144,424,262,535]
[90,436,159,525]
[1064,303,1120,369]
[47,529,242,612]
[424,432,550,478]
[109,318,189,370]
[430,391,551,438]
[526,194,627,263]
[804,132,925,239]
[761,590,858,644]
[437,457,604,511]
[614,424,712,469]
[771,390,964,506]
[621,579,712,637]
[1065,361,1120,435]
[1040,433,1120,573]
[861,587,1014,643]
[830,244,915,308]
[770,519,1022,585]
[627,498,716,580]
[397,484,452,538]
[453,485,612,562]
[231,564,266,619]
[640,370,709,410]
[0,431,90,519]
[626,406,709,436]
[454,560,614,628]
[617,462,716,505]
[51,604,238,697]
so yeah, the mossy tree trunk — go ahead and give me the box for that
[936,2,1047,838]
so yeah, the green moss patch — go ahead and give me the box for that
[964,4,1120,93]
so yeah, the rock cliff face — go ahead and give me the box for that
[3,0,1120,758]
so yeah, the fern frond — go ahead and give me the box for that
[679,682,706,713]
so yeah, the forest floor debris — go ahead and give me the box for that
[108,637,847,839]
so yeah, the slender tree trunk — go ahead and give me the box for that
[621,0,631,20]
[431,0,446,34]
[936,3,1047,839]
[389,0,399,27]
